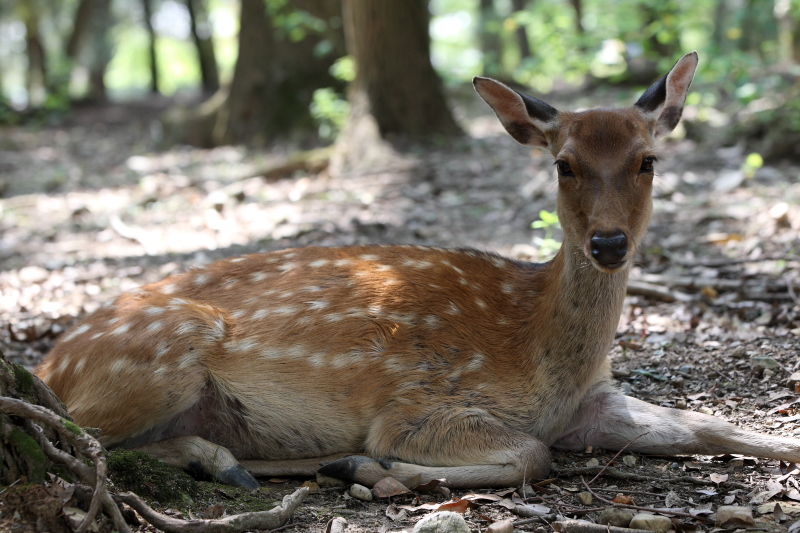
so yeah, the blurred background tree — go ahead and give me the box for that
[0,0,797,157]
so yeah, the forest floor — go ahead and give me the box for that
[0,90,799,532]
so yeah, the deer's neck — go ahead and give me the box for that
[519,243,630,442]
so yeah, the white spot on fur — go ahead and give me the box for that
[278,262,296,273]
[458,277,468,286]
[309,259,329,268]
[161,283,177,294]
[466,352,485,372]
[145,307,165,315]
[110,358,129,374]
[447,302,461,315]
[229,257,246,263]
[423,315,441,329]
[178,352,199,369]
[491,257,507,268]
[307,300,329,310]
[235,339,257,352]
[303,285,323,292]
[223,279,238,289]
[230,309,247,319]
[440,259,464,275]
[334,259,353,267]
[252,308,270,320]
[501,283,514,294]
[360,254,379,261]
[176,322,197,335]
[108,317,120,325]
[62,323,91,342]
[376,264,393,272]
[193,273,209,285]
[146,321,164,333]
[57,356,71,376]
[250,271,269,283]
[279,291,294,299]
[90,332,105,340]
[74,358,86,373]
[475,298,487,309]
[274,306,297,315]
[168,298,190,309]
[155,342,170,359]
[325,313,344,322]
[111,323,131,336]
[403,258,434,268]
[308,352,326,368]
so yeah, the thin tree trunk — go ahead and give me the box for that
[568,0,584,35]
[511,0,531,59]
[142,0,159,94]
[22,0,47,107]
[66,0,111,100]
[479,0,503,77]
[774,0,795,66]
[186,0,219,93]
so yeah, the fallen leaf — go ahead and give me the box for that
[612,494,635,505]
[789,520,800,533]
[412,478,445,492]
[396,502,439,513]
[696,489,718,497]
[724,495,736,505]
[775,503,789,522]
[710,473,729,484]
[438,499,471,513]
[757,502,800,515]
[268,477,290,483]
[385,503,407,521]
[301,480,320,493]
[372,477,410,498]
[750,489,783,504]
[487,519,515,533]
[787,489,800,501]
[204,504,224,519]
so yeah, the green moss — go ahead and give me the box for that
[60,419,83,436]
[11,363,34,398]
[107,449,199,507]
[8,427,46,484]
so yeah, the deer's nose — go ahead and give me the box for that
[590,230,628,268]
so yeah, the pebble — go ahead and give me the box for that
[316,473,347,488]
[349,483,373,501]
[622,455,637,467]
[413,511,470,533]
[715,505,755,528]
[731,346,748,359]
[586,458,600,467]
[787,372,800,390]
[675,398,687,409]
[486,519,515,533]
[577,492,593,505]
[598,508,633,527]
[630,513,673,533]
[697,406,714,415]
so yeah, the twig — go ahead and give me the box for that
[580,477,712,523]
[587,433,648,485]
[552,519,655,533]
[672,255,800,268]
[626,280,690,302]
[114,487,308,532]
[550,465,750,490]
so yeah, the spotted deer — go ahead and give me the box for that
[35,52,800,489]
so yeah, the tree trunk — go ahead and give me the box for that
[479,0,504,77]
[511,0,531,59]
[165,0,344,146]
[22,0,47,107]
[187,0,219,94]
[568,0,584,35]
[341,0,460,139]
[142,0,159,94]
[67,0,112,101]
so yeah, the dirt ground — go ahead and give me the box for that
[0,91,799,532]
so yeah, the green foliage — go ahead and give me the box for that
[310,87,349,140]
[531,210,561,260]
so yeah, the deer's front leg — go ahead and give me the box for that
[319,406,551,489]
[554,380,800,462]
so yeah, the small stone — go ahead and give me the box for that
[787,372,800,390]
[664,491,681,508]
[598,508,633,527]
[671,376,685,388]
[18,265,49,284]
[675,398,687,409]
[586,458,600,467]
[731,346,748,359]
[577,492,593,505]
[413,511,470,533]
[629,513,673,533]
[750,356,780,375]
[762,368,774,381]
[349,483,373,501]
[727,458,745,469]
[715,505,755,528]
[487,519,515,533]
[698,406,714,415]
[622,455,637,467]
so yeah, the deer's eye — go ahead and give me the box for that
[556,161,574,177]
[640,156,657,173]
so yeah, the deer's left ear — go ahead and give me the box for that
[635,51,698,139]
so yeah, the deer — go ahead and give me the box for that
[34,52,800,490]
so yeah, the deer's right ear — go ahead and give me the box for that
[473,77,558,148]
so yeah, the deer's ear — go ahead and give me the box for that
[635,51,698,139]
[473,77,558,148]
